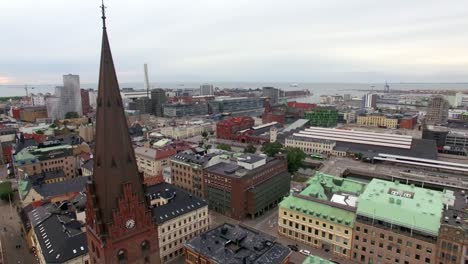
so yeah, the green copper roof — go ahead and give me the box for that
[14,149,38,165]
[300,172,366,199]
[356,179,444,236]
[303,255,335,264]
[279,172,366,227]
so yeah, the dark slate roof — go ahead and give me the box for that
[15,138,38,153]
[237,154,265,164]
[28,170,65,185]
[27,204,87,263]
[82,159,94,172]
[147,182,207,224]
[185,223,291,264]
[31,176,89,198]
[171,151,214,166]
[335,138,438,159]
[70,192,87,211]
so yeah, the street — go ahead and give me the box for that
[0,165,37,264]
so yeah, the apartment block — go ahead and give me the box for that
[147,183,209,263]
[357,114,399,129]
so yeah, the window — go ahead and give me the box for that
[141,241,150,255]
[117,249,127,264]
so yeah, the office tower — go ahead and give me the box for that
[59,74,83,116]
[151,88,167,117]
[200,84,214,96]
[425,95,449,125]
[262,86,280,105]
[363,93,378,109]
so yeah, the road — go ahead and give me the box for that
[0,165,37,264]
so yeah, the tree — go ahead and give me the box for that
[65,111,79,119]
[261,142,283,157]
[0,181,13,201]
[356,152,363,160]
[285,147,306,173]
[201,131,208,138]
[217,144,231,151]
[244,144,256,154]
[49,123,57,129]
[209,130,215,135]
[35,129,44,134]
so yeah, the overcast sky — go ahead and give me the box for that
[1,0,468,85]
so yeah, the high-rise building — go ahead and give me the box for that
[426,95,449,125]
[59,74,83,116]
[81,88,92,115]
[363,93,378,109]
[151,88,167,117]
[262,87,280,105]
[85,8,160,264]
[199,84,214,96]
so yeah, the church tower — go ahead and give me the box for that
[86,3,160,264]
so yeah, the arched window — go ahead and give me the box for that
[141,240,150,255]
[117,249,127,264]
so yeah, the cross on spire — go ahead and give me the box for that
[100,0,107,28]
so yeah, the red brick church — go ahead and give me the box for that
[85,4,160,264]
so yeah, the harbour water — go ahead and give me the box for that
[1,82,467,104]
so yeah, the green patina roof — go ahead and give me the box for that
[14,149,38,164]
[300,172,366,199]
[280,172,367,227]
[357,179,444,236]
[14,144,72,165]
[17,179,31,200]
[303,255,336,264]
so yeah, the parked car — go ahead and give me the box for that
[287,244,299,251]
[299,249,311,256]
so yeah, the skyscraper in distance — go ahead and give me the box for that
[85,4,160,264]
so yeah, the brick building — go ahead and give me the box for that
[80,88,92,115]
[216,116,254,140]
[205,154,290,220]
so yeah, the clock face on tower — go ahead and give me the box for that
[125,219,136,229]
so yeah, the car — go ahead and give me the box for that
[299,249,311,256]
[287,245,299,251]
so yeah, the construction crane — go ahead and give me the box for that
[24,85,35,105]
[144,63,150,98]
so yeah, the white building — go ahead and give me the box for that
[199,84,214,96]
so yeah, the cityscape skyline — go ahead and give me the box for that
[1,0,468,85]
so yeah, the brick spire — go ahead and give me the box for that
[87,2,147,236]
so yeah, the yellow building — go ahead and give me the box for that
[278,173,367,260]
[148,183,209,263]
[285,136,336,155]
[135,146,176,179]
[357,114,398,128]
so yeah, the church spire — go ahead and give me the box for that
[100,0,106,29]
[87,0,147,236]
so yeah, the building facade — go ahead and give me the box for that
[151,88,167,117]
[305,107,339,127]
[135,146,176,180]
[352,179,445,264]
[147,183,209,263]
[19,106,48,123]
[278,173,366,259]
[200,84,214,96]
[80,88,92,115]
[205,154,290,220]
[357,114,399,129]
[285,136,336,155]
[426,95,449,125]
